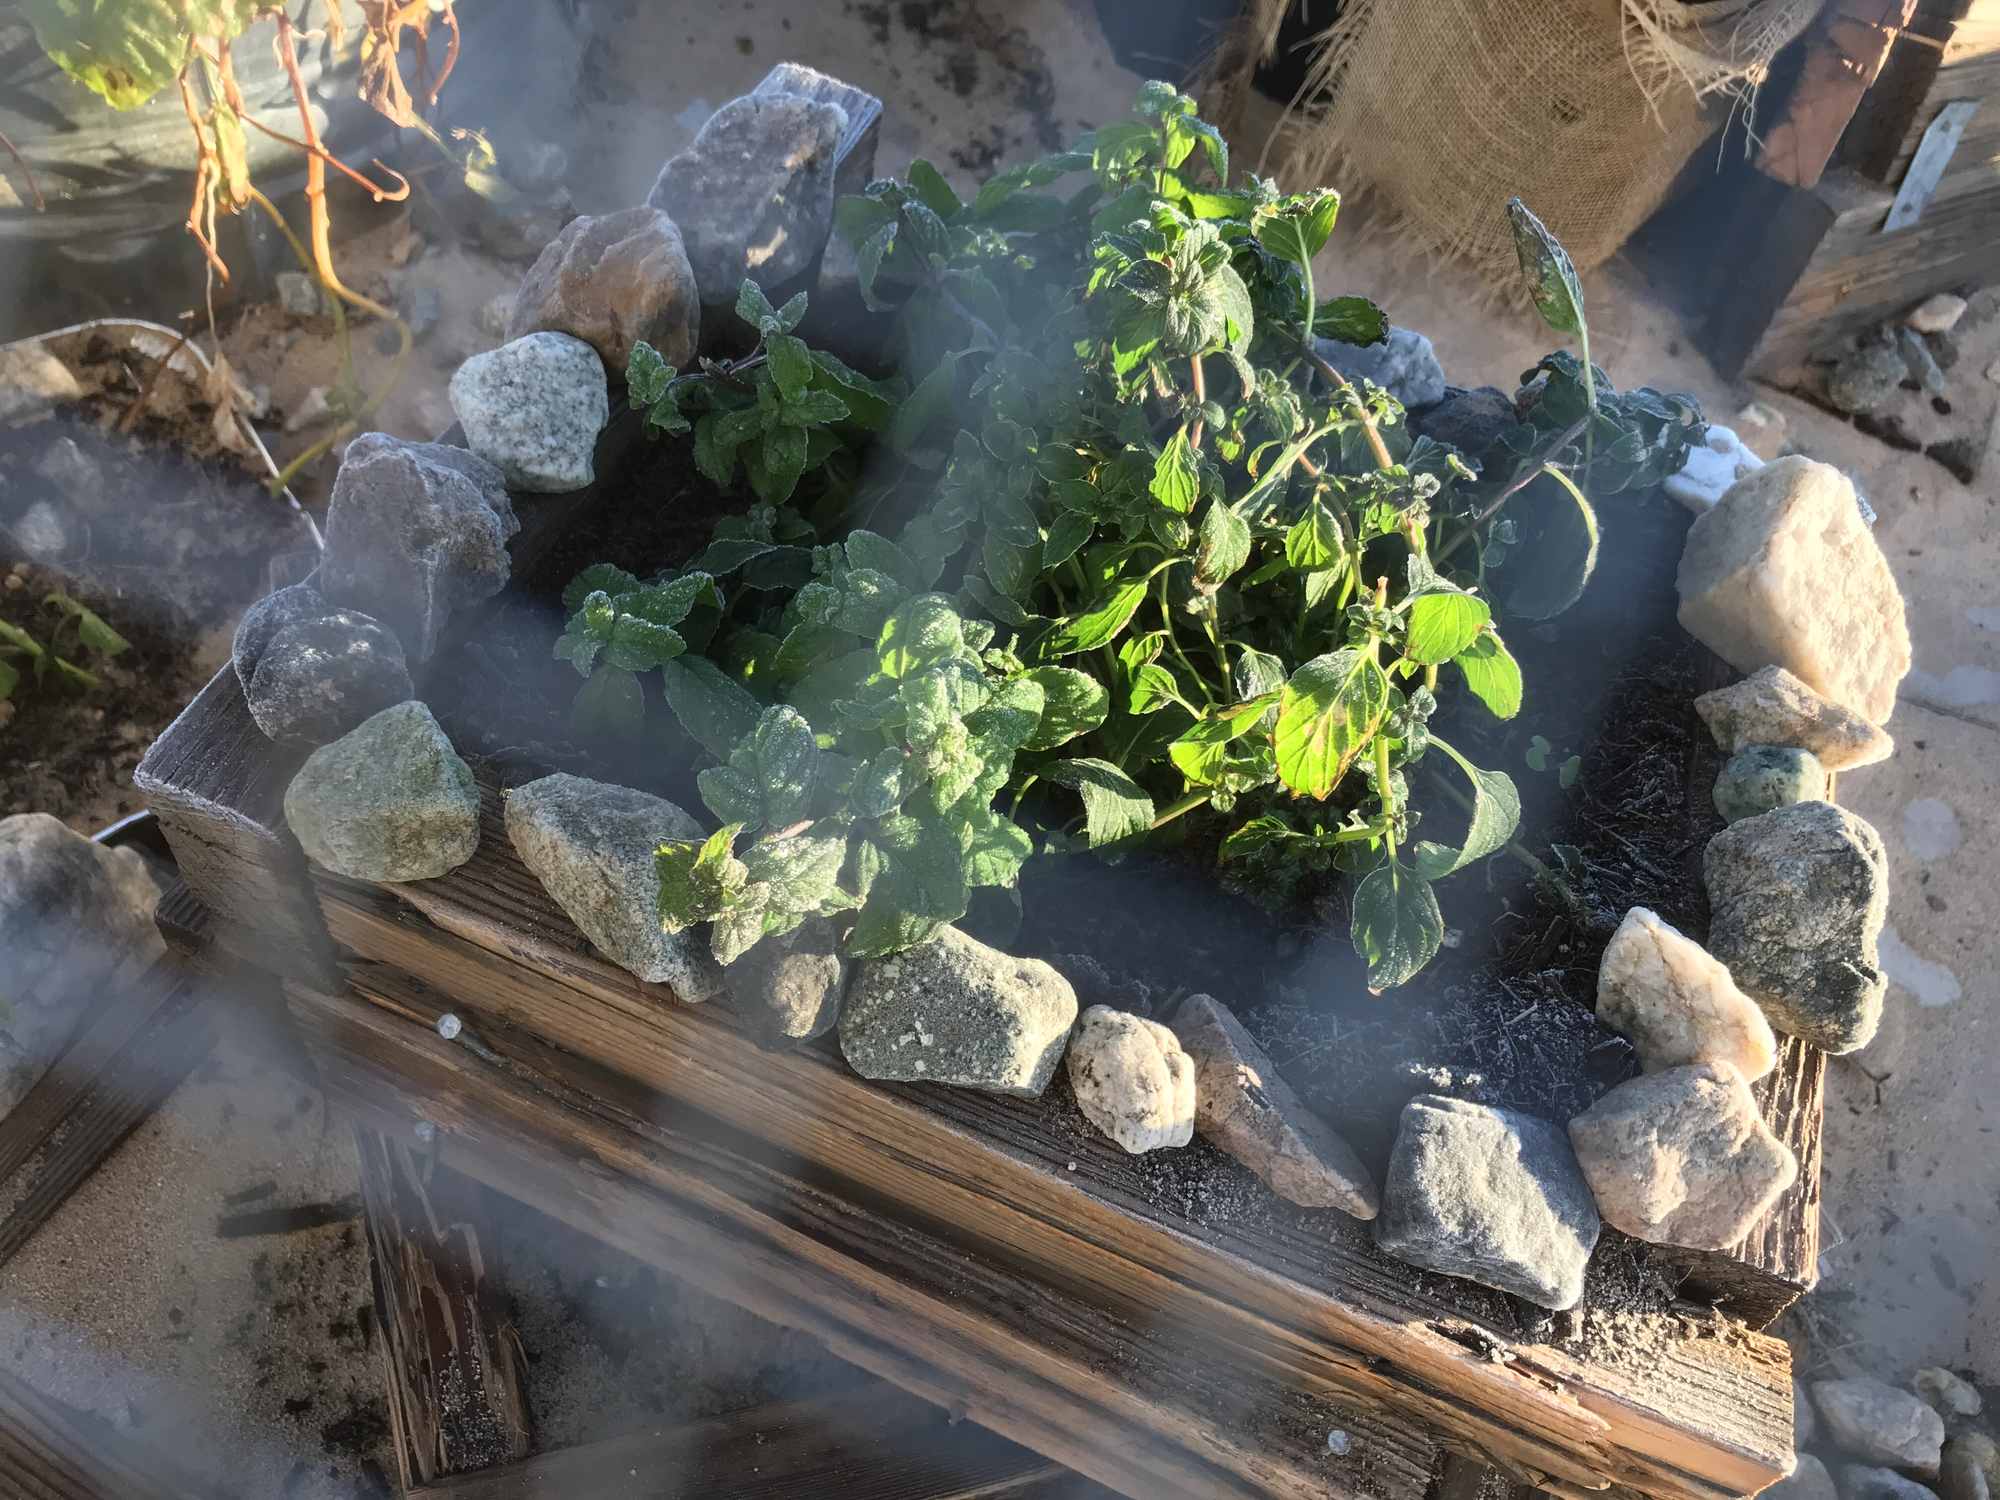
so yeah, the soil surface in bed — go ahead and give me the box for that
[420,418,1721,1341]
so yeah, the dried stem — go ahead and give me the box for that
[0,129,44,211]
[1293,334,1394,471]
[115,329,194,435]
[1188,353,1207,450]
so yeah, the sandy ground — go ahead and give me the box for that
[2,0,1995,1487]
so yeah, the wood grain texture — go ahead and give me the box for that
[353,1130,533,1488]
[1757,0,1919,189]
[405,1379,1077,1500]
[0,1364,210,1500]
[307,776,1796,1500]
[287,968,1441,1500]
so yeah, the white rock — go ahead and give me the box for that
[1693,665,1895,772]
[1815,1378,1947,1474]
[1664,424,1765,514]
[1596,907,1777,1081]
[1905,293,1967,334]
[1915,1367,1983,1418]
[0,344,84,425]
[448,331,607,493]
[1676,456,1911,724]
[1065,1006,1195,1153]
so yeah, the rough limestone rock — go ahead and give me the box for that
[503,773,723,1000]
[1715,744,1830,824]
[1916,1368,1983,1419]
[839,926,1076,1097]
[1767,1456,1840,1500]
[0,813,165,1012]
[1815,1379,1948,1474]
[232,583,332,691]
[1694,665,1894,772]
[724,914,848,1046]
[1907,293,1968,334]
[1705,801,1889,1053]
[245,611,413,746]
[506,206,699,374]
[1676,457,1911,725]
[1171,993,1378,1218]
[1843,1468,1942,1500]
[284,702,479,883]
[1065,1006,1195,1154]
[1409,385,1515,462]
[1317,326,1446,410]
[0,343,85,425]
[1941,1435,1999,1500]
[320,433,517,662]
[647,92,847,304]
[1596,906,1778,1082]
[449,331,608,493]
[1375,1095,1599,1310]
[1568,1061,1798,1250]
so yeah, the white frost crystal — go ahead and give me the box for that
[1597,907,1778,1081]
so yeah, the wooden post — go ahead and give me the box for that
[352,1128,533,1490]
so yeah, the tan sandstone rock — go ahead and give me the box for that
[1676,457,1910,725]
[1065,1006,1195,1153]
[506,206,699,374]
[1597,907,1778,1081]
[1568,1061,1798,1251]
[1693,665,1894,772]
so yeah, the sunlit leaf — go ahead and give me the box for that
[1275,649,1389,799]
[1350,860,1443,990]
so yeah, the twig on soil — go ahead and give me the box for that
[115,329,194,435]
[0,128,44,211]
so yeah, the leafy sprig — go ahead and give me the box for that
[0,593,130,703]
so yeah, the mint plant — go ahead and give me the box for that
[0,593,130,702]
[560,83,1704,987]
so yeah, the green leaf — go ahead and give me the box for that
[907,158,963,219]
[1127,662,1181,715]
[1207,262,1255,352]
[692,412,742,487]
[1218,813,1299,860]
[1150,427,1199,513]
[1042,510,1094,571]
[660,658,763,759]
[961,809,1033,888]
[1312,296,1388,346]
[1044,758,1154,848]
[735,278,778,330]
[1403,592,1491,665]
[0,620,45,661]
[626,342,675,405]
[656,824,747,931]
[878,594,964,678]
[889,353,959,456]
[741,830,849,916]
[1251,190,1340,267]
[752,422,811,504]
[1350,861,1444,991]
[19,0,259,108]
[1505,466,1599,621]
[1022,666,1108,751]
[1039,579,1148,657]
[964,675,1046,750]
[1284,497,1342,569]
[1452,632,1522,720]
[603,613,685,671]
[765,333,815,401]
[749,706,820,826]
[572,665,645,739]
[808,348,895,431]
[1507,198,1587,341]
[1194,500,1250,591]
[1411,737,1522,881]
[846,530,926,593]
[1275,649,1390,800]
[563,564,641,614]
[0,657,17,700]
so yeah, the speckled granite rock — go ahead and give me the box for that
[504,772,724,999]
[0,813,165,1011]
[1596,906,1777,1081]
[284,702,479,882]
[1694,665,1894,773]
[449,331,607,492]
[1714,744,1829,824]
[232,583,332,691]
[724,914,847,1045]
[840,926,1076,1096]
[506,206,699,373]
[1065,1006,1195,1153]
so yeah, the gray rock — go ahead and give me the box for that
[1827,341,1906,415]
[1065,1005,1195,1154]
[647,92,848,304]
[1941,1435,1999,1500]
[0,343,84,425]
[1714,744,1829,824]
[1842,1468,1941,1500]
[1769,1456,1840,1500]
[1705,802,1889,1053]
[507,207,700,374]
[320,432,517,662]
[284,701,480,882]
[1899,327,1947,395]
[839,926,1077,1097]
[725,914,847,1045]
[1567,1061,1798,1251]
[448,331,607,493]
[1316,326,1446,411]
[1916,1369,1983,1419]
[1815,1378,1947,1473]
[275,270,328,318]
[1171,993,1378,1218]
[377,285,444,354]
[0,813,166,1014]
[232,583,331,691]
[503,772,724,1000]
[1409,384,1515,460]
[32,436,102,503]
[245,611,414,745]
[11,499,70,561]
[1375,1095,1599,1310]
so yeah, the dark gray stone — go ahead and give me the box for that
[1705,801,1889,1053]
[726,914,848,1047]
[245,610,414,745]
[1815,1378,1947,1473]
[319,432,517,662]
[283,701,480,882]
[232,583,331,691]
[1375,1094,1599,1310]
[1315,326,1447,410]
[840,926,1077,1097]
[275,270,328,318]
[647,92,847,304]
[503,772,724,999]
[1827,341,1905,415]
[1409,384,1515,461]
[1714,744,1829,824]
[448,332,607,493]
[1898,326,1947,395]
[1842,1468,1941,1500]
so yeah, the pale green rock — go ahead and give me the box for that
[284,702,479,882]
[1715,744,1829,824]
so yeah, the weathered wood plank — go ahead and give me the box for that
[1756,0,1919,189]
[0,1364,210,1500]
[288,967,1442,1500]
[0,958,215,1267]
[404,1379,1076,1500]
[307,781,1796,1500]
[352,1129,533,1489]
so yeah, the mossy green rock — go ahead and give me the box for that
[284,702,479,882]
[1714,744,1828,824]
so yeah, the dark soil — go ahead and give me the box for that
[0,375,304,831]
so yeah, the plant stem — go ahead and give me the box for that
[1188,354,1207,450]
[1374,732,1397,860]
[1290,332,1393,472]
[1151,788,1211,831]
[1434,413,1589,566]
[1157,572,1213,704]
